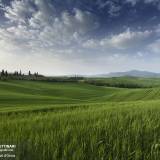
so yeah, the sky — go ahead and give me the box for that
[0,0,160,75]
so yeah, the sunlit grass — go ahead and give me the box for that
[0,80,160,159]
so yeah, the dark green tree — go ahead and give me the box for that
[5,70,8,76]
[1,70,5,76]
[29,71,31,76]
[19,70,22,76]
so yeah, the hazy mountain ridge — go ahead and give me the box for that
[93,70,160,78]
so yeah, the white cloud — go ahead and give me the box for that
[83,29,153,50]
[5,0,36,23]
[82,39,99,48]
[0,0,98,55]
[102,29,152,49]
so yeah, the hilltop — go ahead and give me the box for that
[93,70,160,78]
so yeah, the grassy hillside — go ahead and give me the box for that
[0,79,160,160]
[1,80,160,111]
[0,80,109,106]
[0,101,160,160]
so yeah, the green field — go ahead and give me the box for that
[0,79,160,160]
[84,76,160,88]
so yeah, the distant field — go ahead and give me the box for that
[84,76,160,88]
[0,79,160,159]
[1,80,160,110]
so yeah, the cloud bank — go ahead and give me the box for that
[0,0,160,75]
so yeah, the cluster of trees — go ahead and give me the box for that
[85,80,147,89]
[0,70,41,80]
[0,69,84,82]
[0,70,39,77]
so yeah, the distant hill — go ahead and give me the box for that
[94,70,160,78]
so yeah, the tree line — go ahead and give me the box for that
[0,70,39,77]
[84,79,149,89]
[0,69,84,82]
[0,70,42,80]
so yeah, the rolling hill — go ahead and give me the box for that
[94,70,160,78]
[0,78,160,160]
[0,78,160,113]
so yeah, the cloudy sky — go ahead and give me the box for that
[0,0,160,75]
